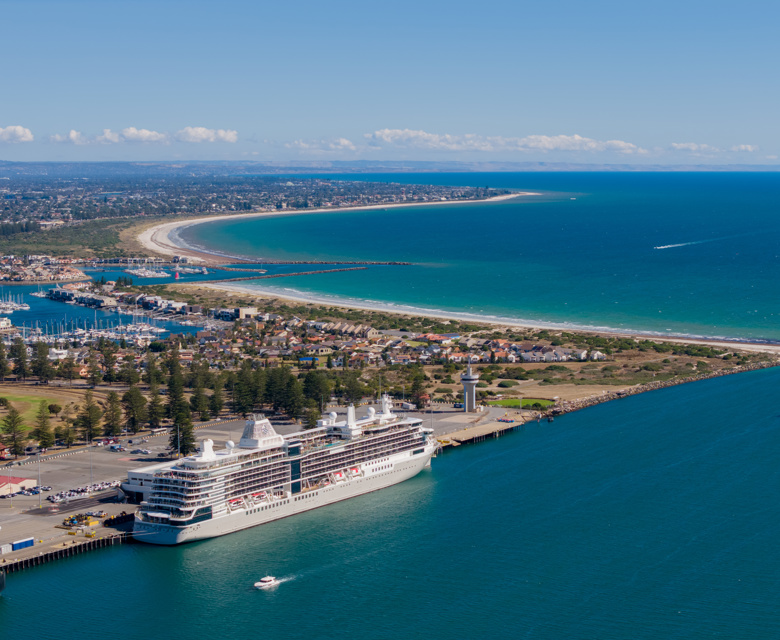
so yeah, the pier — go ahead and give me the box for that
[1,532,132,575]
[437,415,529,448]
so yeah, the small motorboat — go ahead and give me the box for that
[254,576,280,590]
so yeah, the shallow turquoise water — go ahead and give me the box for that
[3,367,780,638]
[180,172,780,340]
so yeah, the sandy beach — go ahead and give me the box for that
[179,281,780,356]
[138,192,780,356]
[137,192,531,264]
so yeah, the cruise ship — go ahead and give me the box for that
[124,396,437,545]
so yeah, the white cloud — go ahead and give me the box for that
[176,126,238,143]
[120,127,167,143]
[286,137,357,153]
[731,144,758,152]
[95,129,122,144]
[51,126,237,144]
[329,137,357,151]
[0,125,34,143]
[365,129,646,154]
[515,134,645,154]
[54,127,167,144]
[51,129,88,145]
[670,142,721,153]
[366,129,496,151]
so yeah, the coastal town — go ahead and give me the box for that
[4,1,778,635]
[1,169,779,604]
[0,168,507,226]
[0,255,773,464]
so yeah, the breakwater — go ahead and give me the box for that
[550,360,778,416]
[206,266,368,284]
[228,260,412,266]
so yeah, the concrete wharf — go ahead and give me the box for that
[437,416,529,448]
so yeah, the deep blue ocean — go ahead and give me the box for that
[4,367,780,638]
[180,172,780,341]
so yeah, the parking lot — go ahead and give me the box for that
[3,403,518,506]
[0,402,522,558]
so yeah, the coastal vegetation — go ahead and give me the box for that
[0,218,157,259]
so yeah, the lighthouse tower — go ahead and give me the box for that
[460,364,480,412]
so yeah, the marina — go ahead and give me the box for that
[124,267,171,278]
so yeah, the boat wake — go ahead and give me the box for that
[654,239,714,250]
[654,231,759,250]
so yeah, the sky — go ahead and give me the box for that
[1,0,778,165]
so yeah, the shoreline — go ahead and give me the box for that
[139,192,780,355]
[137,192,530,264]
[189,281,780,355]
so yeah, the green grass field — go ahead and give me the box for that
[0,391,63,425]
[487,398,555,408]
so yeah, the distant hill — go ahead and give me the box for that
[1,159,779,179]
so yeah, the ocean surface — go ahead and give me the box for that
[4,367,780,638]
[179,172,780,341]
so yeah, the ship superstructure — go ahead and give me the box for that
[128,395,437,545]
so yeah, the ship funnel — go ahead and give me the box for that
[199,438,216,460]
[347,404,356,428]
[381,393,393,417]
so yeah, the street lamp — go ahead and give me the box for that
[37,450,42,509]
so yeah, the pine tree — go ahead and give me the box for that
[144,354,164,386]
[86,352,102,388]
[0,340,9,381]
[170,404,196,456]
[122,386,148,434]
[284,376,305,418]
[118,360,140,386]
[103,391,123,437]
[76,390,102,442]
[32,400,55,448]
[2,407,28,457]
[31,342,55,384]
[189,383,210,422]
[234,361,255,415]
[303,370,332,411]
[166,352,186,419]
[101,347,117,384]
[251,367,266,409]
[209,380,224,417]
[9,337,29,381]
[147,383,165,429]
[58,355,77,386]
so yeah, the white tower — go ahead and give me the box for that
[460,364,480,412]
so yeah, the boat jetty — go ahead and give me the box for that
[124,267,171,278]
[0,293,30,313]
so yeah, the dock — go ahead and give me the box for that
[1,532,132,574]
[437,416,528,448]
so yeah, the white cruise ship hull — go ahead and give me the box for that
[133,444,435,545]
